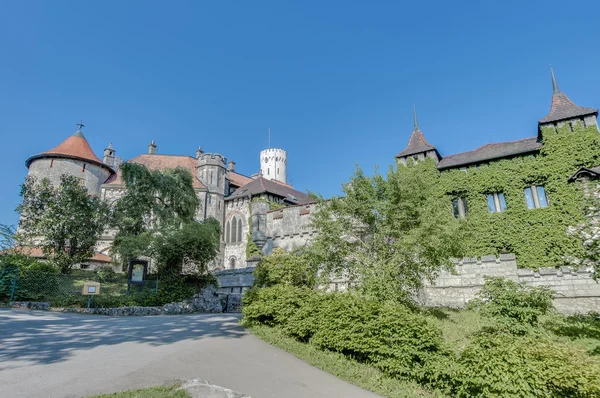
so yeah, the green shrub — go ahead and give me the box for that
[253,249,317,288]
[455,331,600,398]
[95,265,117,282]
[468,277,554,334]
[241,284,317,327]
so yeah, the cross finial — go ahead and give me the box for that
[550,66,560,94]
[76,120,85,130]
[413,104,419,130]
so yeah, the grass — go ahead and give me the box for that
[88,384,190,398]
[249,324,447,398]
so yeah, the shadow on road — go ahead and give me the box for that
[0,309,245,367]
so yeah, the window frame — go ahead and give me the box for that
[452,197,468,218]
[524,185,549,209]
[487,192,507,213]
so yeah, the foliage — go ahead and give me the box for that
[455,332,600,398]
[253,248,317,288]
[468,277,554,334]
[110,163,220,278]
[566,183,600,279]
[245,232,261,258]
[251,195,286,210]
[438,121,600,268]
[16,175,110,273]
[242,286,453,389]
[250,324,446,398]
[150,219,221,274]
[95,265,117,282]
[308,160,464,303]
[0,224,16,251]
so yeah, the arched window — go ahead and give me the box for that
[226,221,230,243]
[232,217,238,243]
[229,257,236,269]
[237,218,243,242]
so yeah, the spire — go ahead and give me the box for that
[550,66,559,94]
[74,120,85,138]
[413,105,419,130]
[539,68,598,124]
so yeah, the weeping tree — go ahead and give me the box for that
[111,163,220,274]
[16,175,110,273]
[308,159,465,303]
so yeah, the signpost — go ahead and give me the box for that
[128,259,148,293]
[82,282,101,309]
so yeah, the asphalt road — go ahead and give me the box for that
[0,309,380,398]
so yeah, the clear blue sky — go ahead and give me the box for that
[2,0,600,226]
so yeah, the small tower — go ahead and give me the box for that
[539,67,598,134]
[395,107,441,166]
[148,140,157,155]
[260,148,287,184]
[198,152,228,223]
[103,143,116,168]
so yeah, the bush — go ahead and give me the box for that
[253,249,317,288]
[242,284,317,327]
[468,277,554,334]
[455,331,600,397]
[95,265,117,282]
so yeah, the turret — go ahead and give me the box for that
[260,148,287,183]
[539,67,598,135]
[250,200,270,250]
[197,152,227,193]
[103,142,116,168]
[148,140,157,155]
[395,106,441,166]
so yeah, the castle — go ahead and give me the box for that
[22,69,600,281]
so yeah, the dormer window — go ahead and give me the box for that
[487,192,507,213]
[524,185,549,209]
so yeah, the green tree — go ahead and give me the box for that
[111,163,220,274]
[16,175,110,273]
[309,159,464,303]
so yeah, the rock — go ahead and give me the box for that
[177,379,250,398]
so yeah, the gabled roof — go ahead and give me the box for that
[539,68,597,124]
[568,166,600,182]
[104,154,206,189]
[25,129,114,174]
[395,107,439,158]
[437,137,542,170]
[229,171,253,187]
[226,176,313,205]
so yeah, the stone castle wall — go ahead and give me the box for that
[223,197,251,269]
[265,203,318,253]
[422,253,600,314]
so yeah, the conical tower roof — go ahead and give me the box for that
[395,107,438,158]
[25,125,113,173]
[539,68,597,124]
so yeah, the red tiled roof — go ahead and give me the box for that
[25,130,114,174]
[2,247,113,263]
[396,128,437,158]
[104,154,206,189]
[229,171,253,187]
[539,91,597,124]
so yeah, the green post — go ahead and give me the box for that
[9,268,18,303]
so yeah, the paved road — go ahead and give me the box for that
[0,309,380,398]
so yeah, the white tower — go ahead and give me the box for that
[260,148,287,184]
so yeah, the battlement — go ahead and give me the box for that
[198,153,226,167]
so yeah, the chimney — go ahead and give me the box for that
[148,140,157,155]
[196,145,204,159]
[228,160,236,172]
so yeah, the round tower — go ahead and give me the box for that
[260,148,287,184]
[25,124,115,196]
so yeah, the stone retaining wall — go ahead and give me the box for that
[422,254,600,314]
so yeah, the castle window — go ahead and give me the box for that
[452,197,468,218]
[524,185,549,209]
[210,171,213,185]
[50,159,54,168]
[487,192,507,213]
[232,216,238,243]
[226,221,231,243]
[229,257,236,269]
[268,168,270,175]
[82,163,86,172]
[237,218,242,242]
[277,168,279,175]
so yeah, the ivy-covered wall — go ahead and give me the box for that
[430,121,600,269]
